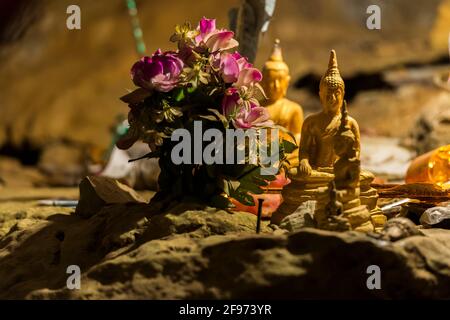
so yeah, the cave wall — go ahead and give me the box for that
[0,0,449,151]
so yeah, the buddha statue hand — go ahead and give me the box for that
[298,158,312,177]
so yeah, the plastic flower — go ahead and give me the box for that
[219,54,240,83]
[221,87,242,118]
[131,49,184,92]
[195,17,238,52]
[219,52,250,83]
[221,88,272,129]
[234,67,263,88]
[195,17,216,43]
[219,52,262,86]
[231,52,252,69]
[234,103,273,129]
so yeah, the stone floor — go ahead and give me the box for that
[0,186,449,299]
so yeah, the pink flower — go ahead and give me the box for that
[219,54,240,83]
[234,103,273,129]
[195,17,238,52]
[221,88,272,129]
[205,31,238,52]
[195,17,216,43]
[221,87,242,118]
[231,52,253,70]
[218,52,262,87]
[234,67,263,88]
[131,49,183,92]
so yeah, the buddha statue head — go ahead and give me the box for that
[262,39,291,104]
[319,50,345,115]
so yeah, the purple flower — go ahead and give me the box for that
[234,67,263,88]
[221,88,272,129]
[219,53,240,83]
[195,17,216,43]
[131,49,184,92]
[218,52,262,87]
[234,102,273,129]
[221,87,242,118]
[205,31,238,52]
[194,17,238,52]
[231,52,252,70]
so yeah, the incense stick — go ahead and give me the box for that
[256,198,264,234]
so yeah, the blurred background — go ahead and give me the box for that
[0,0,449,188]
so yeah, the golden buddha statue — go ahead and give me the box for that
[261,39,304,167]
[297,50,359,175]
[272,50,386,232]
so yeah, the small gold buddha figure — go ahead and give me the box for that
[323,180,351,231]
[297,50,360,175]
[317,101,373,232]
[261,39,304,167]
[333,102,361,191]
[272,50,386,232]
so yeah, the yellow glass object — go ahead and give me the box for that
[406,145,450,189]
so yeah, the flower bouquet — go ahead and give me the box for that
[117,17,296,208]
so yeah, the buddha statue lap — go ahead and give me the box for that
[272,50,386,232]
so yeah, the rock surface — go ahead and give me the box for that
[372,217,424,242]
[75,176,146,218]
[279,200,317,232]
[1,192,450,299]
[421,206,450,229]
[406,92,450,154]
[350,83,445,138]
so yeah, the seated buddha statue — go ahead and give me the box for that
[297,50,359,176]
[261,39,304,167]
[272,50,386,232]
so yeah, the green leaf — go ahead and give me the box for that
[208,87,220,96]
[120,88,151,104]
[274,125,298,144]
[227,165,274,203]
[187,84,197,93]
[210,195,232,209]
[207,108,228,127]
[262,173,277,181]
[128,150,161,162]
[238,180,264,194]
[235,164,261,181]
[222,180,230,195]
[198,115,219,122]
[163,106,182,123]
[232,192,255,206]
[228,180,240,191]
[173,88,185,102]
[247,174,270,186]
[281,139,298,154]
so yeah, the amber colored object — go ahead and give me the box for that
[261,39,304,167]
[406,145,450,189]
